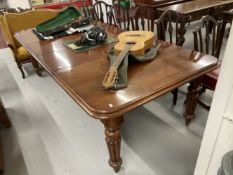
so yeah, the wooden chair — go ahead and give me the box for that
[193,15,222,110]
[155,10,191,105]
[112,3,155,31]
[218,9,233,55]
[113,3,132,30]
[0,8,60,78]
[155,10,191,46]
[88,0,116,25]
[134,4,156,31]
[79,0,91,18]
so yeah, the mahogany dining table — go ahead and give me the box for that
[14,23,219,172]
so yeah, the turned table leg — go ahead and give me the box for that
[184,77,203,126]
[101,116,123,172]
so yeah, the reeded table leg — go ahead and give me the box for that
[101,116,123,172]
[184,77,203,125]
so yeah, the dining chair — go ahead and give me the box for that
[89,0,116,25]
[112,3,133,30]
[0,8,60,78]
[154,10,191,105]
[193,15,222,110]
[80,0,92,18]
[218,9,233,55]
[132,4,156,31]
[112,3,155,31]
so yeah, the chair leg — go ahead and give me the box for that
[172,88,178,105]
[198,86,210,110]
[16,62,25,79]
[198,100,211,110]
[31,58,41,76]
[199,86,206,95]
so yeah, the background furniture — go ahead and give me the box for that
[113,3,156,31]
[156,0,233,21]
[219,10,233,51]
[193,15,222,110]
[155,10,191,105]
[134,0,191,7]
[89,0,116,25]
[0,8,60,78]
[113,3,149,30]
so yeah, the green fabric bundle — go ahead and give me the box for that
[107,43,161,90]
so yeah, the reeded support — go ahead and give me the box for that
[101,116,123,172]
[184,77,203,125]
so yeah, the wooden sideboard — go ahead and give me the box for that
[134,0,191,7]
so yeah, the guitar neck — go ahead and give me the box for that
[112,44,132,68]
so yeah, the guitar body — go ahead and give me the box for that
[114,31,155,56]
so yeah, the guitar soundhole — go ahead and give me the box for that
[126,41,136,45]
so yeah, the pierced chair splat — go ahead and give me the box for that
[192,15,222,110]
[155,10,191,105]
[90,0,116,25]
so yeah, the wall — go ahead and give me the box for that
[194,24,233,175]
[7,0,30,8]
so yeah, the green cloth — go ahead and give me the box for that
[107,43,161,90]
[64,37,118,52]
[119,1,130,8]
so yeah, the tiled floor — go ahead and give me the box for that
[0,22,229,175]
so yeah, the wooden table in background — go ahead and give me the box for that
[14,23,219,172]
[156,0,233,19]
[135,0,191,7]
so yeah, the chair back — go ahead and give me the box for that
[155,10,191,46]
[133,4,156,32]
[3,8,61,48]
[0,15,14,47]
[113,4,155,31]
[89,0,116,25]
[193,15,222,58]
[80,0,92,18]
[113,4,132,30]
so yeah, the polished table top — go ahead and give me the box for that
[15,24,218,120]
[157,0,233,14]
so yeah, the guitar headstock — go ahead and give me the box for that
[102,67,118,89]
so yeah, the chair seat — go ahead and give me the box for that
[16,46,32,62]
[203,68,220,91]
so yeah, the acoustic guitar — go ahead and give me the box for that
[102,31,155,89]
